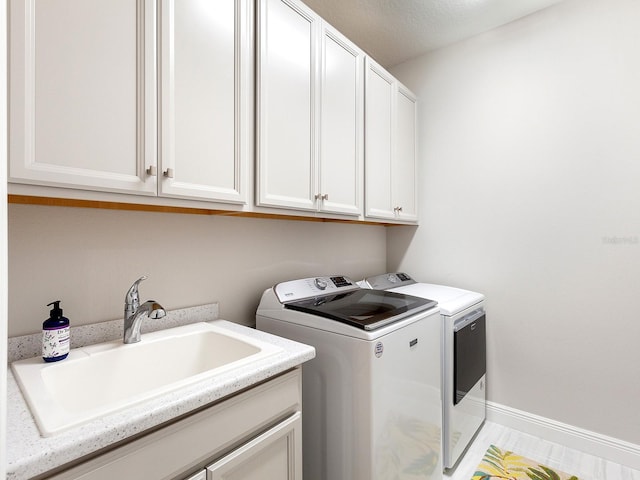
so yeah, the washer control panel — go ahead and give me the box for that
[274,276,359,303]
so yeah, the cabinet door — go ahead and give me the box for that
[184,471,206,480]
[207,412,302,480]
[364,58,395,219]
[257,0,319,211]
[318,25,363,216]
[159,0,250,204]
[394,85,418,222]
[8,0,157,195]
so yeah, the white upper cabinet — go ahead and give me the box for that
[9,0,251,205]
[394,85,419,222]
[257,0,318,212]
[364,60,395,220]
[158,0,251,204]
[318,25,364,216]
[257,0,363,216]
[9,0,416,222]
[9,0,157,195]
[365,58,418,223]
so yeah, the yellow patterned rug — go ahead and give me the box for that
[472,445,579,480]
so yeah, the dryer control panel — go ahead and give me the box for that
[274,276,359,303]
[364,272,416,290]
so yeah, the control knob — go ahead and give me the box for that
[314,278,328,290]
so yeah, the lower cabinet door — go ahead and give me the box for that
[207,412,302,480]
[184,471,207,480]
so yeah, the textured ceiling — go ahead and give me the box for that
[299,0,566,67]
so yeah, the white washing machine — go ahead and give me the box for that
[256,275,443,480]
[364,273,486,471]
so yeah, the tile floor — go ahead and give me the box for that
[444,421,640,480]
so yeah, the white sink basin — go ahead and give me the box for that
[12,322,282,436]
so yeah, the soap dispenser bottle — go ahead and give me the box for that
[42,300,70,362]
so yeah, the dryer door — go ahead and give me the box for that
[453,309,486,405]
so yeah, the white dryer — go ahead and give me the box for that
[256,276,443,480]
[364,273,486,471]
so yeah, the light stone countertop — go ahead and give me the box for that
[6,306,315,480]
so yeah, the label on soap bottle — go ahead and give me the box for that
[43,326,70,361]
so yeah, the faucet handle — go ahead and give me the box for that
[125,275,148,306]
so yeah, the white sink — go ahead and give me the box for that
[12,322,282,436]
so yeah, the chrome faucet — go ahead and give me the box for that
[124,275,166,344]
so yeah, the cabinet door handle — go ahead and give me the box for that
[315,194,329,201]
[163,168,174,178]
[314,193,322,200]
[322,194,329,201]
[146,165,157,176]
[394,206,403,213]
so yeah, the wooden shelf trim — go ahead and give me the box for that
[8,194,403,226]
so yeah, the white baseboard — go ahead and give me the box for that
[486,401,640,471]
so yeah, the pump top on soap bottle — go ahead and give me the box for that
[42,300,70,362]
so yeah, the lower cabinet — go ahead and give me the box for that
[188,413,301,480]
[47,370,302,480]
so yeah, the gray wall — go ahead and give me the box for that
[8,204,386,336]
[389,0,640,444]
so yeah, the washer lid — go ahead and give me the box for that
[283,288,437,331]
